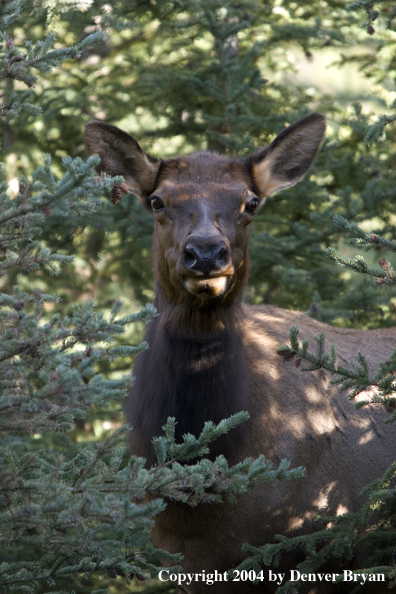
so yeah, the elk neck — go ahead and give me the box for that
[129,282,251,465]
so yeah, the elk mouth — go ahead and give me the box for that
[183,275,231,297]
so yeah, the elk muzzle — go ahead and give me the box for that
[182,235,233,297]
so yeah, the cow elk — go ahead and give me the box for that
[85,114,396,593]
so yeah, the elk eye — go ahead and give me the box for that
[150,196,165,211]
[245,197,259,213]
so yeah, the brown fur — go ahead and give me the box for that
[85,114,395,593]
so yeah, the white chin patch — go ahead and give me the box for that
[185,276,228,297]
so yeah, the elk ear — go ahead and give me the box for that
[247,113,325,198]
[84,121,161,201]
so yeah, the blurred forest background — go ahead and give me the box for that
[1,0,396,592]
[7,0,396,328]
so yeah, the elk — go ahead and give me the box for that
[85,114,396,593]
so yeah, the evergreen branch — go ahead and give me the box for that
[56,418,304,507]
[0,156,123,280]
[325,215,396,286]
[235,460,396,592]
[347,0,396,33]
[0,0,21,29]
[277,326,396,412]
[0,25,106,118]
[364,113,396,145]
[326,247,396,286]
[0,416,303,591]
[331,215,396,252]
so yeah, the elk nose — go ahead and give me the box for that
[184,238,229,275]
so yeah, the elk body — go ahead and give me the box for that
[85,114,396,593]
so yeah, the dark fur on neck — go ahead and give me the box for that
[128,297,250,467]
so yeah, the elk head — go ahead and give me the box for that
[85,114,325,307]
